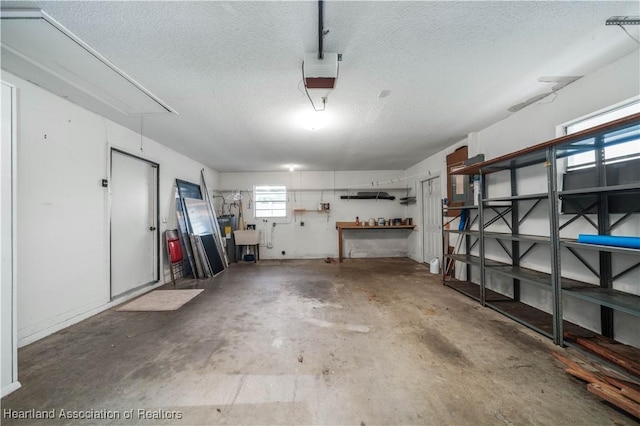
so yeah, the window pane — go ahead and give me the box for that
[256,193,287,202]
[566,101,640,169]
[255,185,286,193]
[254,185,287,218]
[568,151,595,169]
[256,202,286,210]
[605,140,640,162]
[604,125,640,163]
[567,102,640,134]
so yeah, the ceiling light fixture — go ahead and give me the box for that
[298,110,328,131]
[284,164,300,172]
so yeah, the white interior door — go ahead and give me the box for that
[422,176,442,263]
[1,82,20,396]
[111,150,158,298]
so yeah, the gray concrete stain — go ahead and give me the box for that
[419,327,473,367]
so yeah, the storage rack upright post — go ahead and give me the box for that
[443,112,640,347]
[441,204,480,300]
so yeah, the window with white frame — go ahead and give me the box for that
[254,185,287,218]
[565,101,640,170]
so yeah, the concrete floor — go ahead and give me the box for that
[2,258,637,425]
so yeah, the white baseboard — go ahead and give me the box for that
[2,380,21,397]
[18,281,166,347]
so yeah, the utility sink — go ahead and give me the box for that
[234,230,260,245]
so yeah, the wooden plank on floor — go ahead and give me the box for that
[575,337,640,378]
[605,377,640,394]
[552,352,605,384]
[565,332,640,378]
[620,386,640,405]
[567,348,640,387]
[588,382,640,419]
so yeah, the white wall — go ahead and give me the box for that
[2,71,219,346]
[404,138,470,263]
[219,171,415,259]
[404,49,640,346]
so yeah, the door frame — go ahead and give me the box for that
[421,174,441,264]
[109,148,160,299]
[1,81,21,397]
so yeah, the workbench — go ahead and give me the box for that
[335,221,416,262]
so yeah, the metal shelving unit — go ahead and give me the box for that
[443,112,640,347]
[481,182,561,342]
[441,205,481,301]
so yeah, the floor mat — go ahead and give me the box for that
[116,289,204,311]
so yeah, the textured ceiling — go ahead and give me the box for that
[2,1,639,172]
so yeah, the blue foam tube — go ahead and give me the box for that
[458,209,468,231]
[577,234,640,249]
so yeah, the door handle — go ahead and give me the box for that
[149,226,157,231]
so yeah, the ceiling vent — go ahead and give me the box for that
[0,9,176,115]
[303,52,338,89]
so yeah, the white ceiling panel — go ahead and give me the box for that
[1,9,176,115]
